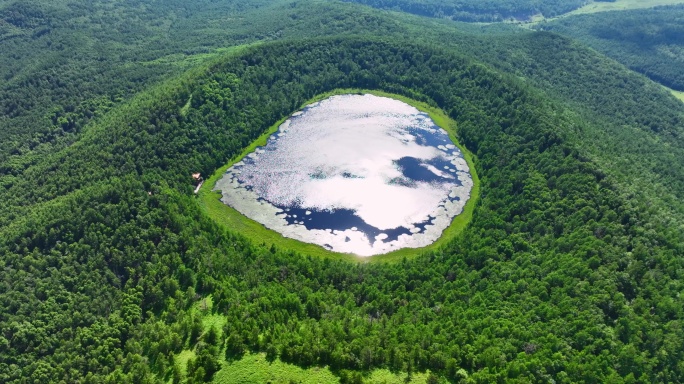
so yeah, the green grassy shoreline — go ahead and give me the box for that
[197,89,480,263]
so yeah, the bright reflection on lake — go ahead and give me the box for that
[214,94,472,256]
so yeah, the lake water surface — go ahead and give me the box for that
[214,94,472,256]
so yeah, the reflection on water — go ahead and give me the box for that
[214,94,472,256]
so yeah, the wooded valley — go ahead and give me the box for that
[1,1,683,383]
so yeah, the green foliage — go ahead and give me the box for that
[540,5,684,91]
[0,0,406,169]
[2,1,684,384]
[2,36,683,383]
[340,0,585,22]
[212,353,340,384]
[435,28,684,246]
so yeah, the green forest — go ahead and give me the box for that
[1,0,684,383]
[540,4,684,91]
[338,0,585,22]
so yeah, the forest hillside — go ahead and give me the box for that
[1,1,683,383]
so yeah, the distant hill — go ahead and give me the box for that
[340,0,586,21]
[539,5,684,91]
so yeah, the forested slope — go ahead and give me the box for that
[450,30,684,235]
[5,0,684,235]
[2,1,684,383]
[339,0,585,22]
[1,37,683,383]
[539,5,684,91]
[0,0,402,171]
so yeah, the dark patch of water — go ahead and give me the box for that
[394,156,453,184]
[274,205,439,245]
[408,114,450,147]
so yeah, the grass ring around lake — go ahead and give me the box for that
[197,89,480,263]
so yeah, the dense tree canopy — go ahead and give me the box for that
[0,0,413,175]
[540,5,684,91]
[1,37,683,383]
[2,1,684,383]
[340,0,585,22]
